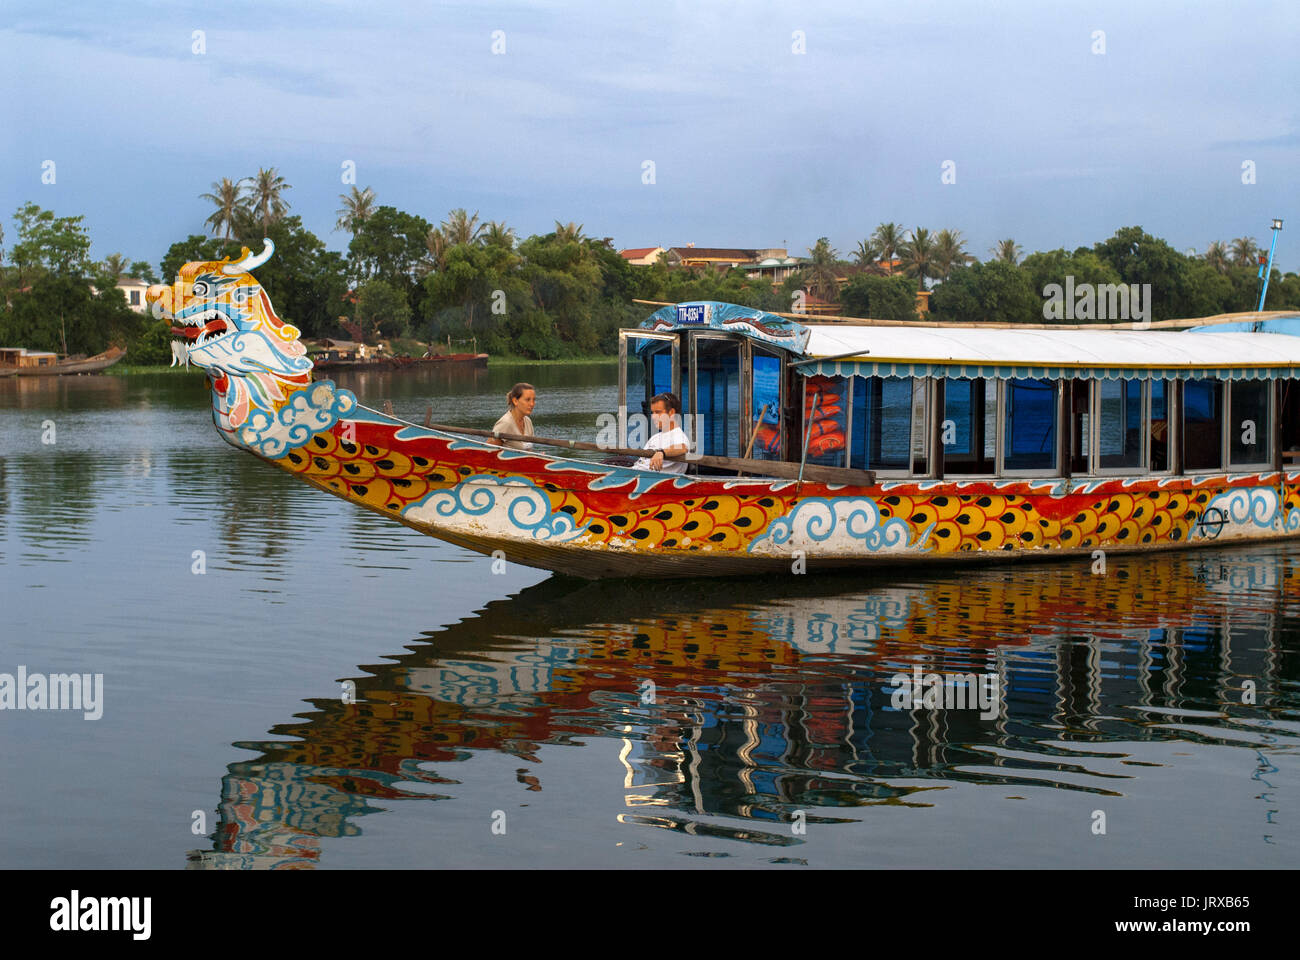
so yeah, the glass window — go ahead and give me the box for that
[1150,379,1171,471]
[1183,378,1224,471]
[1003,378,1058,472]
[849,376,913,472]
[750,351,782,460]
[943,378,996,474]
[1097,379,1143,470]
[804,375,848,467]
[1230,380,1271,465]
[910,378,930,474]
[1069,381,1090,473]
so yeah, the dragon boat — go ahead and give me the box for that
[153,241,1300,579]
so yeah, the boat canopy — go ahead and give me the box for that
[797,325,1300,381]
[639,301,1300,380]
[641,301,810,354]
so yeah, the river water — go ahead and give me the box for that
[1,365,1297,868]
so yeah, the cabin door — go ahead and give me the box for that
[618,331,679,447]
[689,333,743,458]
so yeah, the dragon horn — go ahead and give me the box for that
[222,238,275,275]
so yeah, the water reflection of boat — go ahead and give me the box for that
[188,547,1299,868]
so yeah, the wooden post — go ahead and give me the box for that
[1171,381,1184,475]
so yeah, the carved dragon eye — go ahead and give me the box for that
[192,280,210,297]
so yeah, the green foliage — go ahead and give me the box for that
[355,278,412,339]
[0,273,142,354]
[9,203,92,283]
[840,274,918,321]
[129,318,175,365]
[929,261,1039,323]
[1020,248,1122,303]
[347,206,432,298]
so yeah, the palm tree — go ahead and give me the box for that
[420,227,449,276]
[199,177,249,240]
[1204,240,1230,273]
[99,252,131,283]
[871,222,905,274]
[932,229,973,280]
[553,221,587,244]
[482,220,516,249]
[249,167,291,231]
[852,238,881,269]
[335,186,376,237]
[991,238,1022,264]
[1231,236,1260,267]
[900,227,935,290]
[802,237,841,303]
[442,208,484,246]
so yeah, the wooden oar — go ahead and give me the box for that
[737,404,769,479]
[379,409,875,485]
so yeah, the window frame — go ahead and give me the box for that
[999,377,1063,478]
[1227,378,1275,471]
[618,330,679,447]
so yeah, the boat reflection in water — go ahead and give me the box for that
[188,547,1299,868]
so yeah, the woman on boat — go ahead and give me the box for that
[490,382,536,449]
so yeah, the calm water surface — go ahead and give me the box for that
[1,366,1297,868]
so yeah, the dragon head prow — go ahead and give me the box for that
[147,239,314,434]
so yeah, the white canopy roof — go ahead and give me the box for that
[798,325,1300,381]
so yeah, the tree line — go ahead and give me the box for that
[1,176,1297,364]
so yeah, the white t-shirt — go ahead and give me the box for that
[634,426,691,474]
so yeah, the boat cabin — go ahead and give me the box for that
[618,301,1300,480]
[0,347,58,369]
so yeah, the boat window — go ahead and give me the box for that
[1229,380,1272,466]
[1183,378,1224,472]
[749,348,783,460]
[1003,378,1058,473]
[1069,380,1090,474]
[1150,379,1172,472]
[1096,379,1143,470]
[693,336,742,458]
[943,378,997,474]
[803,375,848,467]
[849,376,913,472]
[1282,379,1300,464]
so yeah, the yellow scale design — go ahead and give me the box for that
[271,428,799,551]
[275,427,1297,555]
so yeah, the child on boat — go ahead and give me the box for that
[634,392,690,474]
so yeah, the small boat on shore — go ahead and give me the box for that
[155,240,1300,579]
[0,346,126,377]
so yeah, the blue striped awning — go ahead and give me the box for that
[794,359,1298,381]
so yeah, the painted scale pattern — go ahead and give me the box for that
[272,419,1300,556]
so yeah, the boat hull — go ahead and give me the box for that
[231,381,1300,579]
[9,347,126,376]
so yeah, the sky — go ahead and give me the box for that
[2,0,1298,272]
